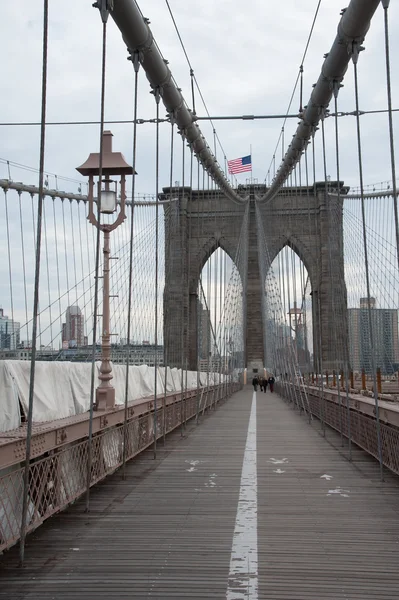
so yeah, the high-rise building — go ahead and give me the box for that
[348,298,399,374]
[62,306,85,348]
[0,308,20,350]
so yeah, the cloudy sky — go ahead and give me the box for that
[1,1,398,352]
[1,1,398,194]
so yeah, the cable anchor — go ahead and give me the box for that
[151,86,161,105]
[127,50,141,73]
[350,41,364,65]
[92,0,113,23]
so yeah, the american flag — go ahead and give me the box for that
[227,155,252,174]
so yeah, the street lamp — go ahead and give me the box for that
[77,130,134,410]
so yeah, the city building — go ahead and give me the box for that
[62,306,85,348]
[0,343,165,366]
[0,308,20,350]
[110,343,164,367]
[348,297,399,374]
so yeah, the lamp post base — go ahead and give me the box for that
[96,386,115,411]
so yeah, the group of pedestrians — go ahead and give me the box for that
[252,374,275,393]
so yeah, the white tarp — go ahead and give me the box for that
[0,360,226,432]
[0,362,21,432]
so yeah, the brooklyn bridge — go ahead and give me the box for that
[1,1,399,598]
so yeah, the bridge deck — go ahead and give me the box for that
[1,387,399,599]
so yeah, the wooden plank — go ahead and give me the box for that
[1,387,399,599]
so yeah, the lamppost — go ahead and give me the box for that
[77,130,134,410]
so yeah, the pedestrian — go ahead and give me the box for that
[252,376,258,392]
[268,375,275,393]
[259,377,264,392]
[262,377,268,392]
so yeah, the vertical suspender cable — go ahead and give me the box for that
[18,192,30,344]
[62,201,70,309]
[311,130,325,432]
[86,16,108,511]
[333,87,352,460]
[70,200,79,307]
[19,0,48,565]
[311,130,316,189]
[183,147,194,422]
[304,145,314,404]
[42,200,53,345]
[77,201,88,345]
[153,87,161,459]
[186,147,194,414]
[381,1,399,272]
[353,55,383,481]
[53,200,63,349]
[219,244,223,400]
[163,120,174,441]
[122,52,140,479]
[196,158,202,422]
[180,138,186,434]
[214,238,219,403]
[4,191,16,348]
[321,114,344,441]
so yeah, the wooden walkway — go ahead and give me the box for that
[1,386,399,599]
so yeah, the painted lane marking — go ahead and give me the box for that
[269,457,288,464]
[273,468,285,474]
[320,474,333,480]
[204,473,217,488]
[226,392,258,599]
[327,487,350,497]
[185,459,201,472]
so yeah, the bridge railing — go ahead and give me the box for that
[0,381,240,553]
[276,382,399,476]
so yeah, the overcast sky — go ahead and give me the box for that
[1,1,399,351]
[1,1,398,194]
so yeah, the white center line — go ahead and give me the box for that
[226,392,258,599]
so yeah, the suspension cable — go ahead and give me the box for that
[122,52,140,479]
[19,0,49,565]
[332,84,353,460]
[352,52,383,481]
[153,87,161,458]
[265,0,322,180]
[85,10,108,512]
[381,2,399,272]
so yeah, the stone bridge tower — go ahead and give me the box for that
[162,183,349,374]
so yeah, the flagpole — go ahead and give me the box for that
[250,144,252,183]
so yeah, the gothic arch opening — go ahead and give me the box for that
[266,245,313,373]
[198,247,244,376]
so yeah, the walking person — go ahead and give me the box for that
[259,377,264,392]
[262,377,268,392]
[268,375,275,393]
[252,376,258,392]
